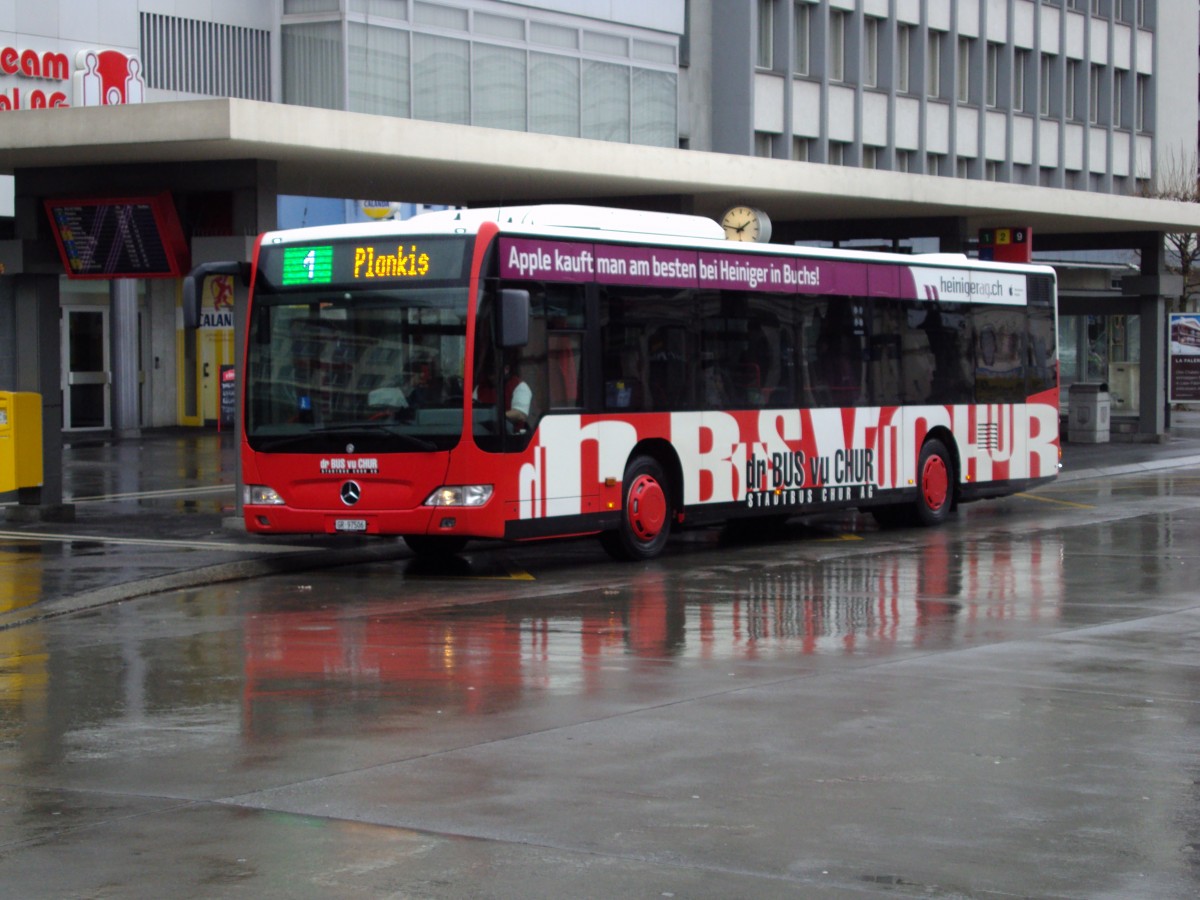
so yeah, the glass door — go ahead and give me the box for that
[61,306,111,430]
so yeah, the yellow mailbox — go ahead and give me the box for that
[0,392,43,493]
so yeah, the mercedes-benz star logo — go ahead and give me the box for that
[340,481,362,506]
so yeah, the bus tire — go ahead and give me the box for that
[600,455,672,561]
[914,438,953,527]
[403,534,469,558]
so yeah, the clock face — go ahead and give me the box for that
[721,206,771,242]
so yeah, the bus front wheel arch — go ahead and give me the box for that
[600,454,673,561]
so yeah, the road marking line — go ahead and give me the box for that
[1015,492,1095,509]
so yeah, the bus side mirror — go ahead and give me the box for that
[183,261,250,329]
[498,288,530,348]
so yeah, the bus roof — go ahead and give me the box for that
[258,205,1056,279]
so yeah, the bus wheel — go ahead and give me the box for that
[403,534,468,558]
[601,456,672,561]
[914,439,953,526]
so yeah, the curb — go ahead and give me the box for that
[0,541,408,632]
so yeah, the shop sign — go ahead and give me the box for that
[1169,313,1200,402]
[0,44,144,112]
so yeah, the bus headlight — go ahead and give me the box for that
[425,485,493,507]
[245,485,286,505]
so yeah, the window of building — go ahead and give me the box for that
[283,21,343,109]
[829,9,847,83]
[414,2,467,30]
[285,8,678,150]
[1013,49,1029,112]
[474,43,526,131]
[896,24,912,93]
[1113,69,1127,126]
[863,17,880,87]
[1089,64,1103,123]
[582,61,630,141]
[1135,73,1149,130]
[1066,59,1080,119]
[584,31,629,57]
[531,22,578,50]
[287,0,338,11]
[530,52,580,136]
[754,132,775,157]
[792,2,810,75]
[1040,53,1054,115]
[349,0,407,15]
[413,33,469,124]
[828,141,846,165]
[958,37,973,103]
[632,69,677,146]
[926,31,943,99]
[792,137,812,160]
[475,13,524,40]
[757,0,774,69]
[985,43,1001,107]
[632,40,675,65]
[348,22,409,116]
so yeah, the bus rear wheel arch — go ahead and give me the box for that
[914,437,955,526]
[871,435,957,528]
[600,454,674,561]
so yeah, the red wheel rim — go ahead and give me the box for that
[627,475,667,540]
[921,454,949,511]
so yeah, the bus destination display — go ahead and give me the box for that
[270,237,467,289]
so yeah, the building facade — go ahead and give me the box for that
[707,0,1194,199]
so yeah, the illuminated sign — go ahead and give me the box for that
[0,45,144,112]
[353,244,430,279]
[261,237,469,291]
[44,193,190,279]
[282,246,334,286]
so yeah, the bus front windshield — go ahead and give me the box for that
[245,285,469,453]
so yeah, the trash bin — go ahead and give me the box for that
[1068,382,1110,444]
[0,392,43,492]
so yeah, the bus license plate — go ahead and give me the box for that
[335,519,368,532]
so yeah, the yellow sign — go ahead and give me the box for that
[361,200,397,220]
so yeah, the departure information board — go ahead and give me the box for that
[45,193,190,279]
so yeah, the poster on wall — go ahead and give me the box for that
[1169,313,1200,402]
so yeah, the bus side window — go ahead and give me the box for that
[548,333,581,408]
[811,301,864,407]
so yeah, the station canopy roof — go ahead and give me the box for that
[3,98,1200,238]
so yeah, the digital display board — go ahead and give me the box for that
[44,192,190,279]
[260,236,469,291]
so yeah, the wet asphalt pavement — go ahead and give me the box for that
[0,424,1198,897]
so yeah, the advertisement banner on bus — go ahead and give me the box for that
[500,238,1028,304]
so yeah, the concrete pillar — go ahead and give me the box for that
[110,279,141,439]
[9,273,73,521]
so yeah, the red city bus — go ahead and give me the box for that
[227,205,1058,560]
